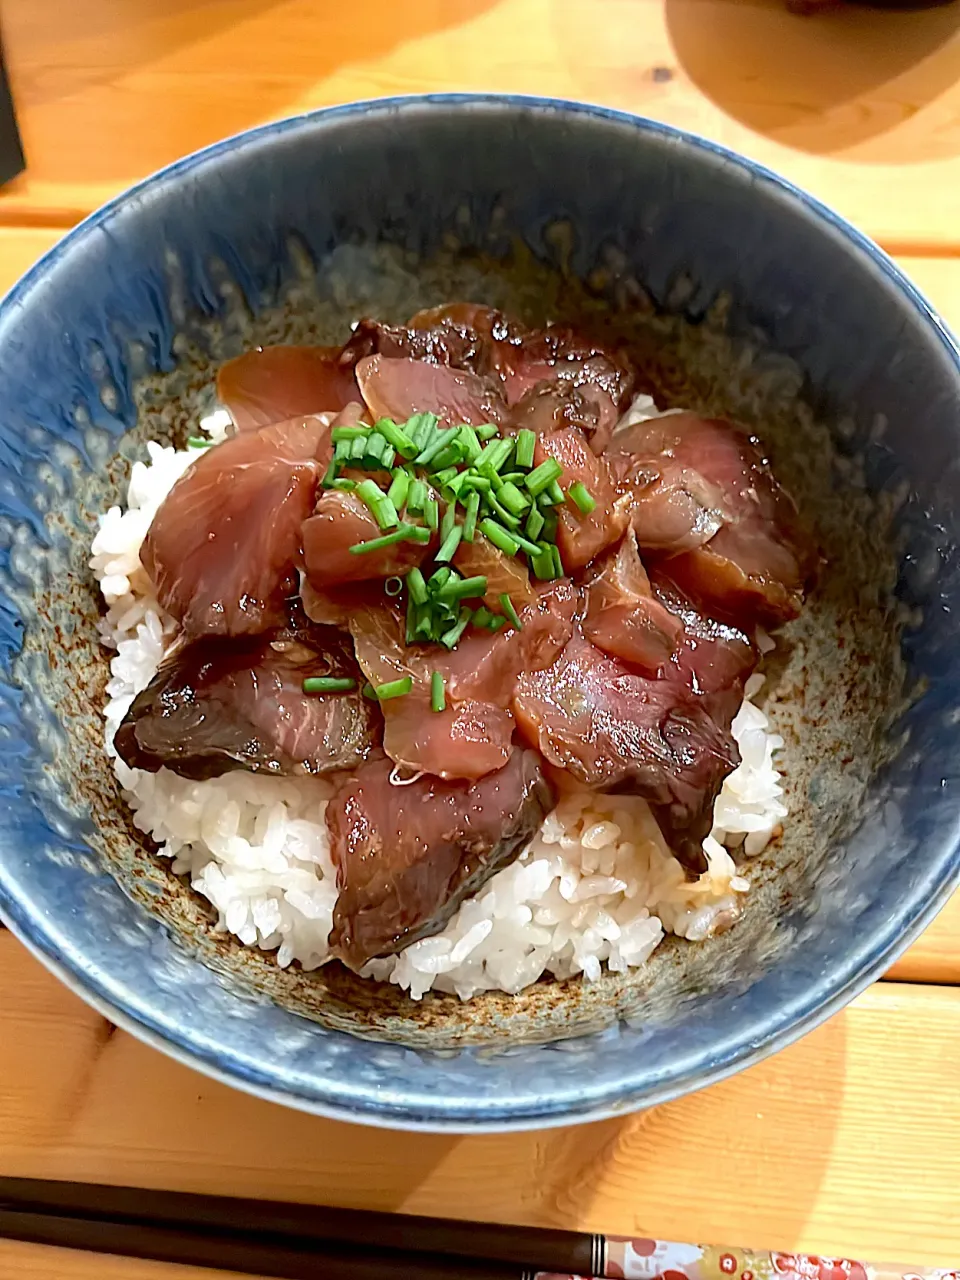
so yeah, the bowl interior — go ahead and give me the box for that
[0,97,957,1128]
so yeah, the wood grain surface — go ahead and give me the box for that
[4,0,960,248]
[1,932,959,1274]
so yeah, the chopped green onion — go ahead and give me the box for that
[187,436,211,449]
[431,439,466,471]
[440,608,472,649]
[433,466,459,489]
[387,468,410,509]
[546,479,565,506]
[525,505,545,540]
[444,471,471,499]
[497,480,529,516]
[489,614,507,630]
[375,418,419,459]
[406,478,426,514]
[471,606,497,631]
[538,485,563,508]
[437,574,487,601]
[431,671,446,713]
[530,543,561,580]
[405,600,421,644]
[458,425,483,463]
[365,434,395,470]
[406,566,428,604]
[541,508,559,542]
[333,439,351,463]
[429,565,454,588]
[349,523,428,555]
[462,474,492,492]
[478,437,514,474]
[406,412,440,447]
[322,459,339,487]
[479,518,520,558]
[349,435,369,462]
[384,576,404,597]
[551,543,564,578]
[331,426,369,443]
[416,427,457,468]
[356,478,399,530]
[436,524,463,563]
[476,423,499,440]
[362,681,378,700]
[463,490,480,543]
[525,457,564,496]
[515,430,537,469]
[330,478,357,491]
[424,497,439,532]
[500,471,526,485]
[568,480,596,514]
[302,676,357,693]
[513,530,542,558]
[440,501,458,540]
[415,610,435,642]
[375,676,413,701]
[487,493,521,529]
[500,594,523,630]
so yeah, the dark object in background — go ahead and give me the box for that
[789,0,955,10]
[0,44,23,188]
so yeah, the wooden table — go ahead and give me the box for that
[1,1,959,1275]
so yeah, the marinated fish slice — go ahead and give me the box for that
[327,749,553,969]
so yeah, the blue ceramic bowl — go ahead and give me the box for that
[0,95,957,1131]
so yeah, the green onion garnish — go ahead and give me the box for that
[333,439,351,463]
[458,425,483,463]
[331,426,369,443]
[356,478,399,530]
[375,676,413,701]
[440,608,472,649]
[375,418,419,459]
[478,437,514,475]
[322,459,339,487]
[405,600,420,644]
[497,480,529,516]
[406,566,428,604]
[187,436,211,449]
[436,524,463,563]
[434,466,459,489]
[387,468,410,509]
[384,576,404,597]
[546,479,565,506]
[472,606,497,631]
[349,524,429,555]
[302,676,357,693]
[479,518,520,558]
[568,481,596,514]
[362,681,378,700]
[530,544,560,580]
[330,478,357,491]
[463,490,480,543]
[416,427,457,468]
[431,671,446,713]
[500,594,523,630]
[406,412,440,448]
[349,435,368,462]
[476,423,499,440]
[513,530,542,558]
[525,457,564,496]
[424,497,439,532]
[525,505,545,540]
[406,478,426,514]
[437,574,487,601]
[515,430,536,469]
[440,500,457,540]
[487,493,521,530]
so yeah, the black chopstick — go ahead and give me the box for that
[0,1176,600,1276]
[0,1204,544,1279]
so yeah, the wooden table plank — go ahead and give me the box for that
[4,0,960,245]
[0,934,958,1270]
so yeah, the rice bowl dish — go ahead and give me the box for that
[91,306,805,1003]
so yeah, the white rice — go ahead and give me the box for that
[90,399,788,1000]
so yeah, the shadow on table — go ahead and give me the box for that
[664,0,960,162]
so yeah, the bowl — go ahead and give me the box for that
[0,95,957,1131]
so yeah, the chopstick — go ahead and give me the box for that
[0,1205,532,1279]
[0,1177,586,1277]
[0,1175,953,1280]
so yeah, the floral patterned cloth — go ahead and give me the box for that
[536,1237,959,1280]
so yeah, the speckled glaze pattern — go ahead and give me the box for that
[0,96,957,1131]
